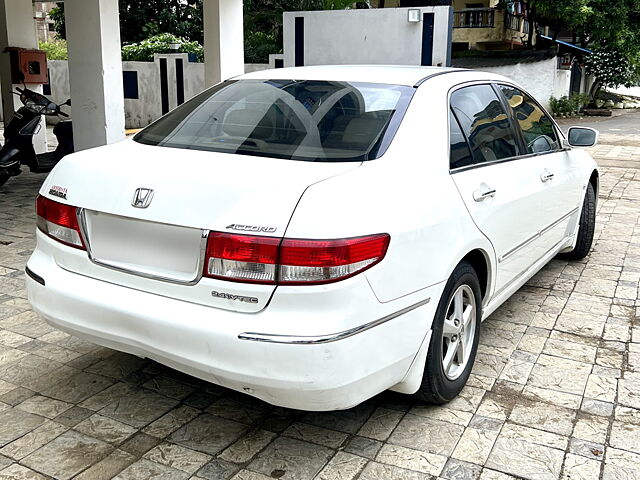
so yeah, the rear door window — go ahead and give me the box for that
[450,84,519,164]
[498,85,560,154]
[449,109,474,169]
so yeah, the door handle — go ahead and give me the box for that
[540,172,555,183]
[473,187,496,202]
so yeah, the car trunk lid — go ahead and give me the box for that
[40,140,359,312]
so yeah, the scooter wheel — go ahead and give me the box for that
[0,173,9,187]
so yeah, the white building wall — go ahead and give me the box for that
[283,7,452,68]
[470,57,562,109]
[46,59,269,129]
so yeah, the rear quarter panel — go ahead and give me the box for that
[284,82,496,303]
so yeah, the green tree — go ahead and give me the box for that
[121,33,204,62]
[243,0,364,62]
[51,0,363,63]
[38,39,68,60]
[500,0,640,89]
[50,1,204,45]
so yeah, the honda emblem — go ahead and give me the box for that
[132,188,154,208]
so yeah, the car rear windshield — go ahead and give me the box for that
[134,79,414,162]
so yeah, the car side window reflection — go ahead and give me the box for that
[449,109,474,169]
[499,85,559,154]
[450,85,519,165]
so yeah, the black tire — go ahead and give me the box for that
[0,173,9,188]
[560,182,596,261]
[414,261,482,404]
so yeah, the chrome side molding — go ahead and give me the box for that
[238,298,431,345]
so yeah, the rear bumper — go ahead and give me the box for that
[26,242,439,411]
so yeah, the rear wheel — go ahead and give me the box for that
[561,182,596,261]
[414,261,481,404]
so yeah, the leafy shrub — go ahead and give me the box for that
[245,31,279,64]
[121,33,203,62]
[549,93,591,115]
[38,39,68,60]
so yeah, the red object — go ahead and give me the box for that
[280,235,390,267]
[36,195,85,249]
[206,232,280,265]
[203,231,390,285]
[6,48,48,84]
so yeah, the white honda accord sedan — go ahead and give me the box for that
[26,66,599,411]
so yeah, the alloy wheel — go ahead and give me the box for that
[441,284,476,381]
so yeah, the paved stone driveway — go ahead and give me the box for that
[0,132,639,480]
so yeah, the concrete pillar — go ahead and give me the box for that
[64,0,125,151]
[0,0,47,153]
[203,0,244,88]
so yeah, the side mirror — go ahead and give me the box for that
[567,127,598,148]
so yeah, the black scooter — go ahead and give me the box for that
[0,86,72,187]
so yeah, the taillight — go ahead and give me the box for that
[36,195,85,250]
[205,232,279,284]
[204,232,389,285]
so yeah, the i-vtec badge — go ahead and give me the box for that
[226,224,277,233]
[211,291,259,304]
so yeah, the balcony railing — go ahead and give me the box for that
[453,8,495,28]
[506,13,520,31]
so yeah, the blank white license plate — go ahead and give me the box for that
[84,211,203,282]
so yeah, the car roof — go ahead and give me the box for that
[237,65,501,87]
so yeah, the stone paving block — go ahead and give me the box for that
[31,366,114,404]
[603,447,640,480]
[74,413,138,445]
[113,458,189,480]
[98,389,179,428]
[486,436,564,480]
[283,422,348,449]
[509,400,577,436]
[16,394,72,419]
[343,435,383,460]
[377,443,447,476]
[356,407,404,441]
[0,463,48,479]
[144,442,211,473]
[219,428,276,464]
[359,461,432,480]
[169,413,248,455]
[609,421,640,454]
[119,432,162,457]
[247,436,333,480]
[528,354,591,396]
[21,430,112,480]
[301,403,375,434]
[572,414,610,444]
[205,397,271,425]
[569,437,605,461]
[389,414,464,456]
[74,449,137,480]
[561,453,601,480]
[451,424,499,466]
[142,404,200,438]
[316,451,368,480]
[0,408,46,447]
[0,419,67,460]
[229,470,271,480]
[198,458,241,479]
